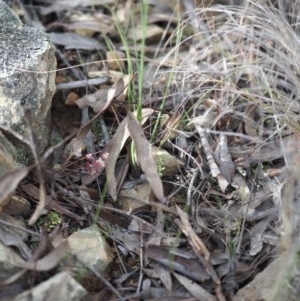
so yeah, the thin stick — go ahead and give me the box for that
[56,77,110,90]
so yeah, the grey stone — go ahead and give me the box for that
[14,272,87,301]
[0,0,56,152]
[66,224,114,290]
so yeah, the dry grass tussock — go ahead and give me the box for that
[147,2,300,299]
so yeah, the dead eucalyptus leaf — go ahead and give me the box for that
[217,175,230,194]
[0,214,32,259]
[68,12,103,36]
[146,209,165,247]
[21,183,85,223]
[127,111,165,203]
[249,218,272,256]
[72,89,105,111]
[146,245,210,282]
[176,206,211,262]
[105,117,129,201]
[15,241,69,271]
[107,74,131,103]
[106,109,154,201]
[64,125,91,158]
[0,167,29,209]
[174,272,217,301]
[153,263,172,292]
[73,74,131,112]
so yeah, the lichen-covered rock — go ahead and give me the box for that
[0,0,56,152]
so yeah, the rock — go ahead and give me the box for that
[13,272,87,301]
[232,249,300,301]
[0,242,86,301]
[66,224,114,290]
[152,145,184,177]
[0,0,56,153]
[0,0,56,213]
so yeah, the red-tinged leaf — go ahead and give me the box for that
[127,111,165,203]
[0,167,29,207]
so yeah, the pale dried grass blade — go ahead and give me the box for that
[195,124,229,192]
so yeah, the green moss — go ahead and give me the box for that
[37,211,61,231]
